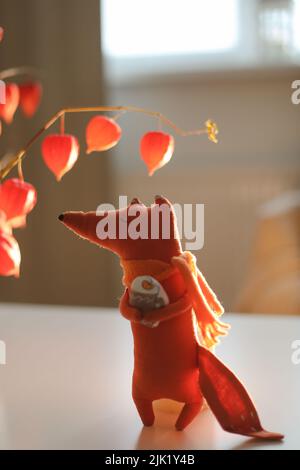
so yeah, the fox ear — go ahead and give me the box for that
[154,195,180,243]
[154,195,172,207]
[130,197,143,205]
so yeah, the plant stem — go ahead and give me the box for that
[60,114,65,135]
[17,160,24,182]
[0,105,208,181]
[0,66,40,81]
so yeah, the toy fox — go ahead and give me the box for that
[59,196,283,440]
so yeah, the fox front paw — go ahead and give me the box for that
[119,290,143,323]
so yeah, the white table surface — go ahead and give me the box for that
[0,303,299,450]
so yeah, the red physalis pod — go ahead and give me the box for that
[0,27,4,42]
[0,83,20,124]
[0,178,37,228]
[86,115,122,154]
[140,131,174,176]
[19,81,42,118]
[42,134,80,181]
[0,209,9,234]
[0,231,21,278]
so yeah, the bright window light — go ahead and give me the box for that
[294,0,300,50]
[102,0,239,58]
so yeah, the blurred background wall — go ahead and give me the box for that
[108,75,300,311]
[0,0,300,313]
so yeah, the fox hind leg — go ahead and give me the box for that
[133,396,155,427]
[175,401,203,431]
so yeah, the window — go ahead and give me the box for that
[102,0,239,58]
[293,0,300,49]
[101,0,300,82]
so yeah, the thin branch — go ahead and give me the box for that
[60,113,65,135]
[0,105,210,181]
[0,66,41,81]
[17,160,24,182]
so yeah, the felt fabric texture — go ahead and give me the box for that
[121,258,176,287]
[198,346,283,439]
[59,196,283,439]
[121,253,283,439]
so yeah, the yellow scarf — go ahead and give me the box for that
[120,252,197,288]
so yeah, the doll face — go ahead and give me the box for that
[94,196,182,262]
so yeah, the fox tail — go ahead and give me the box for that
[198,346,284,440]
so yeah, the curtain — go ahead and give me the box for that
[0,0,116,307]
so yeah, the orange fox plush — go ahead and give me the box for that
[59,196,283,440]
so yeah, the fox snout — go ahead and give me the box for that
[59,196,183,261]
